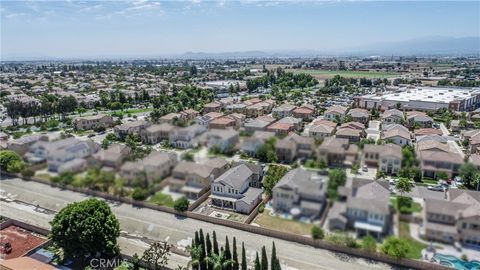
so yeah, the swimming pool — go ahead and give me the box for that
[433,254,480,270]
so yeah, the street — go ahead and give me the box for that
[0,177,389,270]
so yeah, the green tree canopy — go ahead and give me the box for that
[0,150,25,173]
[49,198,120,265]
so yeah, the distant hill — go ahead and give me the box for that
[347,36,480,56]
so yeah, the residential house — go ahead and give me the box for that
[272,168,328,218]
[328,179,392,237]
[120,151,177,184]
[73,114,113,131]
[347,108,370,124]
[423,189,480,247]
[407,111,433,128]
[417,140,463,178]
[210,164,263,214]
[292,105,316,121]
[159,113,181,124]
[169,124,207,149]
[7,134,45,156]
[232,161,264,188]
[170,158,229,199]
[114,120,151,140]
[27,137,99,172]
[195,112,224,127]
[381,109,404,125]
[275,134,315,163]
[140,123,175,144]
[335,127,364,143]
[225,103,247,114]
[272,103,297,119]
[381,124,411,146]
[462,130,480,154]
[309,121,336,139]
[244,116,276,132]
[206,129,239,152]
[245,100,274,118]
[276,116,302,131]
[91,143,131,169]
[363,144,402,175]
[209,116,236,129]
[240,131,275,157]
[414,128,443,137]
[324,105,347,122]
[203,101,222,113]
[179,109,199,121]
[317,137,358,167]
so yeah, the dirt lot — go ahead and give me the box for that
[0,225,48,259]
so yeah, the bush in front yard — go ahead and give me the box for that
[21,168,35,178]
[397,196,413,214]
[173,197,189,212]
[257,202,265,213]
[131,188,149,201]
[311,225,324,240]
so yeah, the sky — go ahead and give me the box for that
[1,0,479,59]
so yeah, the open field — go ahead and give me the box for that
[290,69,402,80]
[253,209,314,236]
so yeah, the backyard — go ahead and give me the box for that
[253,209,314,236]
[148,191,175,208]
[399,221,427,259]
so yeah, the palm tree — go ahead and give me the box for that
[205,251,234,270]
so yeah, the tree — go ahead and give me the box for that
[362,235,377,252]
[132,253,141,270]
[270,242,277,270]
[213,231,219,255]
[232,237,239,270]
[311,225,324,240]
[254,252,261,270]
[0,150,25,173]
[459,162,478,189]
[263,165,288,196]
[381,237,409,259]
[188,244,203,270]
[205,251,234,270]
[174,196,190,212]
[49,199,120,266]
[143,241,171,270]
[261,246,268,270]
[327,169,347,200]
[241,242,247,270]
[206,233,212,256]
[395,177,412,196]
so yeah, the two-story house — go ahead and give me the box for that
[272,168,328,218]
[363,144,402,175]
[210,164,263,214]
[206,129,239,153]
[324,105,347,122]
[120,151,177,184]
[73,114,114,131]
[169,124,207,149]
[114,120,151,140]
[381,109,404,125]
[140,123,176,145]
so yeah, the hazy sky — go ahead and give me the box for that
[1,0,479,58]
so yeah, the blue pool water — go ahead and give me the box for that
[433,254,480,270]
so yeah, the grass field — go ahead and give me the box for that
[149,191,175,208]
[399,221,427,259]
[291,69,401,79]
[254,210,314,236]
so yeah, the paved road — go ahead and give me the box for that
[0,177,390,270]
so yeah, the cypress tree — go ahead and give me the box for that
[225,236,232,261]
[206,233,212,256]
[270,242,276,270]
[254,252,261,270]
[232,237,239,270]
[194,231,200,247]
[261,246,268,270]
[241,242,247,270]
[213,231,219,255]
[199,230,206,270]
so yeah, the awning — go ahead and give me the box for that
[209,194,238,203]
[354,221,383,233]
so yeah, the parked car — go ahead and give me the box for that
[427,185,445,192]
[362,165,368,172]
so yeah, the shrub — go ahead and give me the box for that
[131,188,149,201]
[397,196,413,214]
[311,226,324,240]
[362,235,377,252]
[257,202,265,213]
[381,236,409,259]
[173,197,189,212]
[461,254,468,261]
[21,168,35,178]
[51,172,75,186]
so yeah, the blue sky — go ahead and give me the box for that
[1,0,479,58]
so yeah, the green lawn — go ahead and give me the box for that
[291,69,401,79]
[254,209,314,235]
[35,173,51,181]
[390,197,423,213]
[399,221,427,259]
[148,192,175,208]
